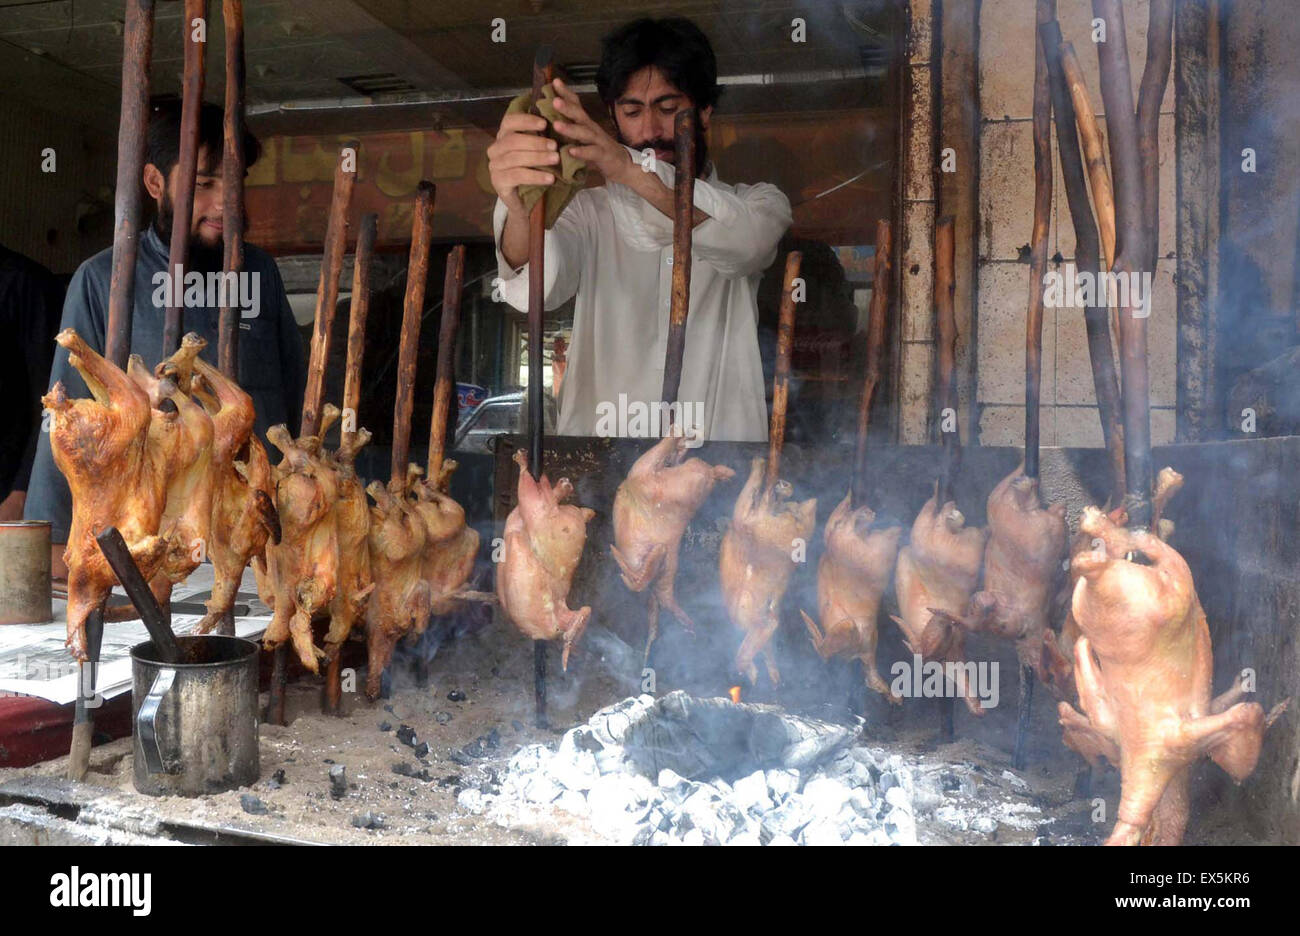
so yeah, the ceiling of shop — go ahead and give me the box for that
[0,0,897,135]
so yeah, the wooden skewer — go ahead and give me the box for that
[528,46,555,730]
[104,0,155,369]
[391,181,436,487]
[851,220,891,509]
[1059,43,1116,270]
[270,141,357,726]
[341,214,378,448]
[1137,0,1174,276]
[765,251,802,493]
[1093,0,1153,529]
[322,212,377,716]
[71,0,155,783]
[161,0,208,358]
[934,215,959,507]
[301,142,359,438]
[218,0,246,379]
[1043,19,1125,504]
[661,107,696,421]
[1025,0,1053,482]
[428,245,467,485]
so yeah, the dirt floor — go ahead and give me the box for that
[0,610,1266,846]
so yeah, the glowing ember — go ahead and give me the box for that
[728,686,742,704]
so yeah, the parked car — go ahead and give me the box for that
[453,391,557,455]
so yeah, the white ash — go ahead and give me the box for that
[468,693,1052,845]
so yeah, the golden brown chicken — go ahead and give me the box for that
[1053,467,1186,695]
[262,409,341,672]
[1058,505,1287,845]
[800,494,902,702]
[323,427,374,660]
[718,457,817,687]
[496,450,594,670]
[191,356,279,634]
[364,467,431,700]
[964,465,1070,694]
[891,485,988,715]
[43,329,168,659]
[611,434,735,659]
[126,334,215,608]
[411,460,484,617]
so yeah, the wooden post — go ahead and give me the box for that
[1044,23,1125,505]
[1024,0,1053,482]
[428,245,467,484]
[71,0,155,781]
[1092,0,1153,529]
[162,0,208,357]
[934,216,959,508]
[217,0,246,379]
[391,182,436,487]
[852,221,891,509]
[215,0,246,638]
[301,142,359,438]
[661,107,696,417]
[529,46,554,729]
[323,212,377,716]
[765,252,802,493]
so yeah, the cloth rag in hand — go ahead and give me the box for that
[506,85,588,229]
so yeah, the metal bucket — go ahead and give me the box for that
[130,635,260,796]
[0,521,52,624]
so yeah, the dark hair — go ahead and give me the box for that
[145,96,262,175]
[595,17,721,111]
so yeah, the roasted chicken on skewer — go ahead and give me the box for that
[612,434,735,659]
[262,404,342,671]
[125,333,215,608]
[801,218,902,702]
[964,465,1069,694]
[412,461,485,615]
[719,457,816,686]
[324,426,374,660]
[364,464,432,700]
[43,329,168,659]
[891,486,988,715]
[497,450,594,670]
[1059,505,1288,845]
[192,355,279,634]
[802,495,901,701]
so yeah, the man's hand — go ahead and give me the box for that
[487,111,559,213]
[551,78,634,185]
[488,110,559,267]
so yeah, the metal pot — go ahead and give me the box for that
[130,635,259,796]
[0,521,52,625]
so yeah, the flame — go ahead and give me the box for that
[728,686,742,704]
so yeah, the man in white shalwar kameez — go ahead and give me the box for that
[488,17,791,443]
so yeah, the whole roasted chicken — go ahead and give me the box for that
[323,427,374,660]
[412,460,484,616]
[496,450,594,670]
[192,356,279,634]
[965,465,1070,693]
[262,407,341,672]
[1054,467,1185,693]
[611,434,735,658]
[126,334,215,608]
[364,466,431,700]
[892,485,988,715]
[801,494,902,702]
[718,457,817,686]
[43,329,168,659]
[1059,505,1287,845]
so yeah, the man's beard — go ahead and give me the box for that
[620,120,710,177]
[154,190,225,272]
